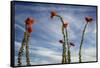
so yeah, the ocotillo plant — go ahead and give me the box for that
[79,16,93,62]
[18,17,34,66]
[51,11,70,63]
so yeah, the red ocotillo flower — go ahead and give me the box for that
[85,16,93,23]
[27,27,33,33]
[25,17,35,33]
[51,11,57,18]
[59,40,64,44]
[25,17,35,26]
[63,22,68,28]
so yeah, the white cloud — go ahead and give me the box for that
[15,40,96,66]
[70,47,96,62]
[93,27,96,34]
[15,24,25,31]
[30,46,62,63]
[82,47,96,61]
[15,41,62,65]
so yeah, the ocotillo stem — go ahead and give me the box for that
[66,29,71,63]
[79,22,88,62]
[62,25,67,63]
[58,15,67,63]
[26,32,31,65]
[17,32,27,66]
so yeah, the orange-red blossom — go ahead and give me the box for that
[63,22,68,28]
[85,16,93,23]
[25,17,35,33]
[51,11,57,18]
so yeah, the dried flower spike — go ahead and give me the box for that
[51,11,57,18]
[25,17,35,26]
[59,40,63,44]
[85,16,93,23]
[69,42,75,47]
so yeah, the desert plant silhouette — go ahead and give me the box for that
[17,17,35,66]
[51,11,72,63]
[79,16,93,62]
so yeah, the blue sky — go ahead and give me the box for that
[14,2,97,66]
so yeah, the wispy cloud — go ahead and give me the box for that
[15,41,96,65]
[15,24,25,31]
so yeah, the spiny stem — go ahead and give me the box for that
[58,15,70,63]
[26,32,31,65]
[18,32,31,66]
[61,25,67,63]
[57,15,67,63]
[17,41,24,66]
[65,29,71,63]
[79,22,88,63]
[17,32,27,66]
